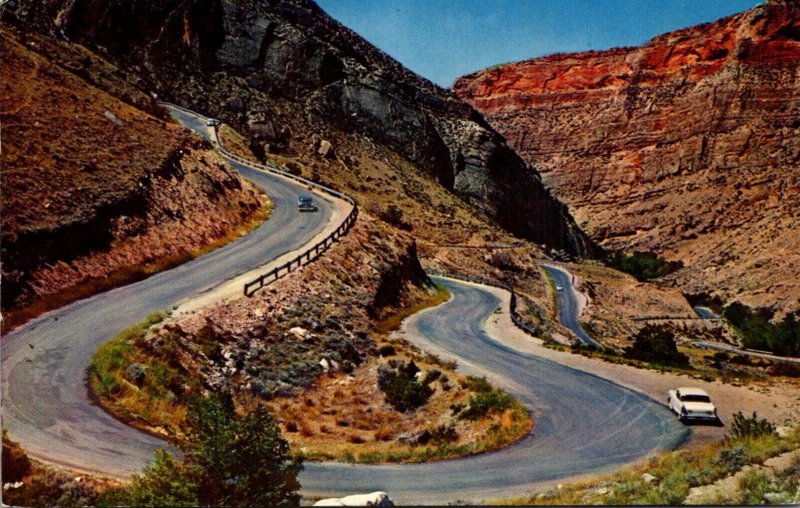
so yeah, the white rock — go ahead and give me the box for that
[103,110,124,125]
[318,139,333,158]
[314,491,393,506]
[641,472,658,484]
[289,327,308,339]
[595,487,608,495]
[319,358,330,372]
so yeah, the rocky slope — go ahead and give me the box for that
[11,0,594,257]
[454,0,800,312]
[1,26,266,330]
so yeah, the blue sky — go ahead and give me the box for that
[315,0,760,87]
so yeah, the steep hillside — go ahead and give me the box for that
[1,27,267,330]
[454,1,800,311]
[11,0,594,257]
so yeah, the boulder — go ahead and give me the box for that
[314,491,394,506]
[318,139,333,158]
[288,326,308,340]
[641,473,658,484]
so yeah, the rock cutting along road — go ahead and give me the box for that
[1,110,687,504]
[541,264,603,349]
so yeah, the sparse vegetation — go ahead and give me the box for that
[726,411,776,441]
[2,429,32,483]
[379,203,413,231]
[100,396,301,507]
[722,302,800,357]
[624,324,690,367]
[502,419,800,506]
[377,360,434,412]
[607,250,683,281]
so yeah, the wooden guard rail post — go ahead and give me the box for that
[155,101,360,299]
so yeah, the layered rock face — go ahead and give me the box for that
[16,0,594,257]
[455,1,800,311]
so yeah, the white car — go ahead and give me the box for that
[556,285,564,291]
[667,387,719,422]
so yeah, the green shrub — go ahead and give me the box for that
[378,345,396,357]
[722,303,800,357]
[726,411,776,441]
[377,361,433,412]
[99,450,197,507]
[715,446,746,474]
[738,470,779,505]
[103,396,302,507]
[607,250,683,280]
[460,388,515,421]
[625,325,690,367]
[379,204,412,231]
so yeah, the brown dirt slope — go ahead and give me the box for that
[1,27,267,331]
[12,0,596,258]
[454,0,800,312]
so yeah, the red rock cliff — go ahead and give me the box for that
[454,1,800,311]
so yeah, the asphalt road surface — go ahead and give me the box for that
[1,109,686,503]
[541,264,603,349]
[300,279,686,504]
[1,111,334,476]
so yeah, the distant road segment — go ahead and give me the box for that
[541,264,603,349]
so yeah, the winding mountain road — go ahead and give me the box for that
[1,109,335,476]
[301,278,686,504]
[2,110,686,504]
[541,264,602,349]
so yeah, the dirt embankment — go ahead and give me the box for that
[1,28,268,331]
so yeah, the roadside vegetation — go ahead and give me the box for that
[2,396,301,507]
[606,250,683,281]
[624,324,690,367]
[502,414,800,505]
[722,302,800,357]
[88,279,531,465]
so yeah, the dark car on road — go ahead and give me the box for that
[298,195,317,212]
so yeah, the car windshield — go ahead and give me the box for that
[681,394,711,403]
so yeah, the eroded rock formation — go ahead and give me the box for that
[13,0,595,257]
[455,0,800,310]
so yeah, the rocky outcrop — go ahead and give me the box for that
[14,0,594,257]
[455,1,800,311]
[1,27,265,328]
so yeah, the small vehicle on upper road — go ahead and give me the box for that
[556,285,563,291]
[298,195,317,212]
[667,387,719,423]
[206,118,220,127]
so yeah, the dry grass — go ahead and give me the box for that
[263,341,531,464]
[499,426,800,505]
